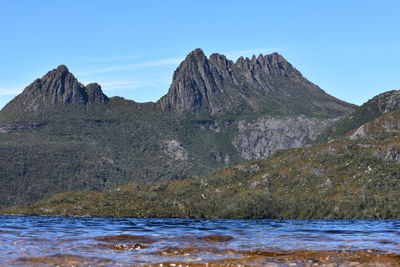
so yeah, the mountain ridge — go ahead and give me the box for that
[158,48,355,117]
[2,48,356,119]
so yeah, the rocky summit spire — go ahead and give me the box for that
[158,48,226,114]
[2,65,109,113]
[158,49,355,117]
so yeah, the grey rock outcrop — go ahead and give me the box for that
[374,145,400,164]
[349,125,366,140]
[234,163,261,174]
[163,140,190,160]
[383,146,400,163]
[210,149,223,162]
[232,115,333,159]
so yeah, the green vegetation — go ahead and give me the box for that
[0,99,247,207]
[4,110,400,219]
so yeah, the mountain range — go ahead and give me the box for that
[1,48,398,217]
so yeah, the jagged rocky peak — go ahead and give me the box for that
[158,48,356,117]
[235,52,299,76]
[2,65,109,113]
[36,65,88,105]
[186,48,207,61]
[158,48,221,114]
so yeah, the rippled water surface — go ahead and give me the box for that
[0,216,399,266]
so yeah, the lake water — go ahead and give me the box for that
[0,216,399,266]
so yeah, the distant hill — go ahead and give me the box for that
[317,90,400,142]
[0,49,356,208]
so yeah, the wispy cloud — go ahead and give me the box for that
[76,78,170,92]
[0,87,23,96]
[77,58,183,76]
[70,55,144,65]
[101,80,167,90]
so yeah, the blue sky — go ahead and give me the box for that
[1,0,399,109]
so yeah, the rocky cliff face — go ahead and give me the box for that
[232,115,334,159]
[158,48,355,117]
[1,65,109,113]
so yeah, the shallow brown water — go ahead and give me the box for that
[1,216,399,266]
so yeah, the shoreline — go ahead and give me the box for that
[14,248,400,266]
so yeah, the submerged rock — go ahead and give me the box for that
[200,235,234,242]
